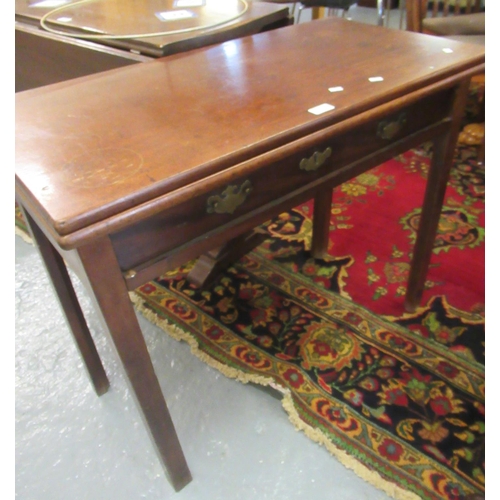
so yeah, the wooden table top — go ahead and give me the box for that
[15,17,484,241]
[15,0,290,57]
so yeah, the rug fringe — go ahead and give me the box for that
[281,397,421,500]
[15,226,33,244]
[17,229,424,499]
[130,291,422,500]
[130,292,278,389]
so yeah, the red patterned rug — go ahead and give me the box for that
[131,143,484,500]
[16,143,485,500]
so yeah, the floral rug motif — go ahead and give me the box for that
[130,144,485,500]
[16,144,485,500]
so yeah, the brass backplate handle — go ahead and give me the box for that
[377,113,407,140]
[206,179,253,214]
[299,147,332,172]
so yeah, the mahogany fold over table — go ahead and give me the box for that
[15,17,485,492]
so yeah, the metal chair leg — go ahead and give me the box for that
[295,2,352,24]
[384,0,391,26]
[296,4,304,23]
[399,0,406,29]
[376,0,384,25]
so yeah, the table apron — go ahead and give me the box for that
[116,117,452,290]
[109,85,456,271]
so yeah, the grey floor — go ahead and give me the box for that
[15,6,409,500]
[16,232,396,500]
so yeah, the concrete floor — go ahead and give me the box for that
[15,5,409,500]
[15,233,396,500]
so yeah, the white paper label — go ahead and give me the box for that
[174,0,205,7]
[31,0,71,7]
[308,103,335,116]
[156,10,195,21]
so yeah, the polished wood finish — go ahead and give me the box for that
[16,18,484,490]
[311,187,333,259]
[106,87,454,273]
[15,0,291,56]
[16,0,289,57]
[186,230,268,287]
[15,21,484,241]
[404,78,471,310]
[20,206,110,396]
[76,237,192,492]
[405,0,485,168]
[15,23,151,92]
[15,0,291,90]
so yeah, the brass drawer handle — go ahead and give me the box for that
[299,147,332,172]
[377,113,407,140]
[206,179,253,214]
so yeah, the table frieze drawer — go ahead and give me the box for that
[317,87,453,166]
[110,89,453,270]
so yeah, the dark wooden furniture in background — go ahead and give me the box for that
[15,0,291,91]
[405,0,485,163]
[16,17,484,492]
[406,0,484,35]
